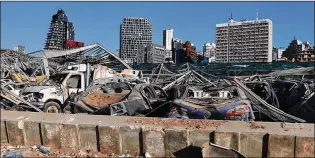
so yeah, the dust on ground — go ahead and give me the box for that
[248,122,266,129]
[82,90,126,108]
[124,117,227,130]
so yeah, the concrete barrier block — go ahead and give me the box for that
[120,126,141,156]
[268,134,294,157]
[6,120,25,145]
[295,136,315,157]
[78,124,98,152]
[98,126,121,156]
[41,123,61,149]
[201,143,210,157]
[24,121,41,146]
[214,132,240,151]
[164,129,188,157]
[1,120,8,143]
[239,132,264,157]
[142,127,165,157]
[60,124,79,150]
[188,129,211,147]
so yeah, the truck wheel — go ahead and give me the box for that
[43,102,61,113]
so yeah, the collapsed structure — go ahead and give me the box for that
[1,44,314,124]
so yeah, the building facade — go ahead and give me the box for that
[272,47,285,62]
[165,50,172,59]
[44,9,75,50]
[120,17,152,63]
[203,43,216,60]
[14,45,25,54]
[138,43,167,63]
[163,28,174,51]
[216,18,273,63]
[283,38,314,62]
[172,38,183,64]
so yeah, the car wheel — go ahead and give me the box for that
[43,101,61,113]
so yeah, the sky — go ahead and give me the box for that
[1,2,314,53]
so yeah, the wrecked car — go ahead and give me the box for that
[166,84,255,121]
[65,80,170,117]
[64,77,132,114]
[271,80,315,122]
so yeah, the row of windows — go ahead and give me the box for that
[123,20,150,25]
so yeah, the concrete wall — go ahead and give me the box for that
[1,110,314,157]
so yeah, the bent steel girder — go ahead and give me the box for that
[43,43,132,70]
[0,49,48,77]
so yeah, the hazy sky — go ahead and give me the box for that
[1,2,314,53]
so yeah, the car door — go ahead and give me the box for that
[65,74,85,95]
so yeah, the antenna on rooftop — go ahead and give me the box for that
[230,13,233,20]
[256,9,259,20]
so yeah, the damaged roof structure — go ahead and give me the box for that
[1,44,314,125]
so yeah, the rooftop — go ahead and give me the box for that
[216,18,272,27]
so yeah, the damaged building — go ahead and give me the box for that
[216,17,273,63]
[137,43,170,63]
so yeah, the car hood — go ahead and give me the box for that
[23,86,56,93]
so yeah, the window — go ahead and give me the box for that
[66,75,81,89]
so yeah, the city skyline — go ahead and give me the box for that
[1,2,314,53]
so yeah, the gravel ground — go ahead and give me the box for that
[1,143,107,157]
[1,143,149,157]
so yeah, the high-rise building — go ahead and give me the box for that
[44,9,75,50]
[203,43,216,61]
[172,38,183,64]
[138,43,167,63]
[120,17,152,63]
[216,18,273,63]
[163,28,174,51]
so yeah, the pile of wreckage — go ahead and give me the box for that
[1,47,314,123]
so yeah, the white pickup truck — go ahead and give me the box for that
[21,64,96,113]
[21,64,144,113]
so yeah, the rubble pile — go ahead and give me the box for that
[1,48,314,123]
[0,49,63,79]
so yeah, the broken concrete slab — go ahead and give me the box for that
[98,126,121,156]
[295,136,315,157]
[78,124,98,152]
[1,120,8,143]
[41,122,61,150]
[23,121,41,146]
[214,132,240,151]
[120,126,141,156]
[60,124,79,150]
[268,134,295,157]
[142,127,165,157]
[164,128,188,157]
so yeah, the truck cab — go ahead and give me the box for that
[21,64,90,113]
